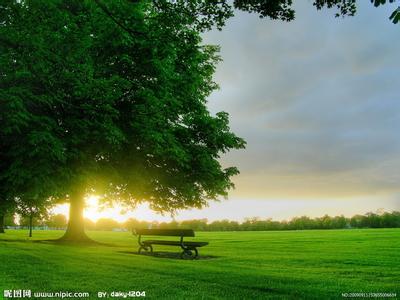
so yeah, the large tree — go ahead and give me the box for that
[1,0,398,241]
[1,0,246,241]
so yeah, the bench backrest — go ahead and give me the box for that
[135,228,195,237]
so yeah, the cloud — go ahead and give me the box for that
[203,2,400,199]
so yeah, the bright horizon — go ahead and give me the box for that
[50,195,400,224]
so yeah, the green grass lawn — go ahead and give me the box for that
[0,229,399,299]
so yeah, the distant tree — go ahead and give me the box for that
[118,210,400,232]
[331,215,347,229]
[123,218,139,231]
[16,197,52,237]
[157,222,167,229]
[4,213,16,227]
[290,216,315,230]
[350,214,364,228]
[241,218,254,231]
[95,218,121,231]
[46,214,68,229]
[228,220,240,231]
[19,215,44,227]
[381,211,400,228]
[364,212,382,228]
[319,215,333,229]
[123,218,151,232]
[168,220,180,229]
[261,219,281,231]
[180,219,208,231]
[84,219,96,231]
[208,219,234,231]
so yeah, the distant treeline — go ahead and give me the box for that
[6,211,400,232]
[124,211,400,231]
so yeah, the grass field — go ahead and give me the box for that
[0,229,399,299]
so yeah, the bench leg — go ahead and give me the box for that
[138,245,153,254]
[180,247,198,259]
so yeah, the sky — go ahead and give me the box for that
[54,2,400,223]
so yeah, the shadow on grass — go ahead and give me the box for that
[0,238,35,244]
[118,250,219,260]
[34,239,108,246]
[0,238,115,247]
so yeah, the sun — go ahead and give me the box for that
[83,195,135,223]
[50,195,171,223]
[86,195,99,207]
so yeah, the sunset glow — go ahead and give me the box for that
[50,195,400,224]
[51,195,173,223]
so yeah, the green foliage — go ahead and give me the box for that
[0,0,245,216]
[233,0,400,23]
[4,214,16,227]
[15,196,53,222]
[389,6,400,23]
[95,218,120,231]
[0,0,68,216]
[84,218,96,231]
[371,0,397,6]
[110,211,400,231]
[18,215,45,227]
[45,214,68,228]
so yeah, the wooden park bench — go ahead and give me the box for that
[134,229,208,259]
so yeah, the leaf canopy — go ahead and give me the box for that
[0,0,245,214]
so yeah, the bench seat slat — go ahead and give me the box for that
[142,240,208,247]
[135,229,195,237]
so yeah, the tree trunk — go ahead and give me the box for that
[59,191,92,242]
[29,213,33,238]
[0,214,5,233]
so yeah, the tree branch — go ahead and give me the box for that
[93,0,144,38]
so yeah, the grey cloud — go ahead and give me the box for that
[203,2,400,198]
